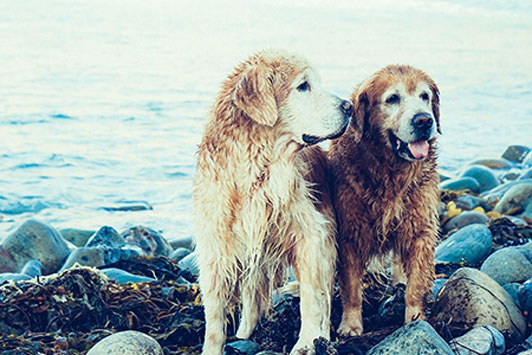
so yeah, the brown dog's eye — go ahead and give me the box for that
[385,94,400,104]
[297,81,310,92]
[420,92,429,101]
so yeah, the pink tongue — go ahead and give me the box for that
[407,140,429,159]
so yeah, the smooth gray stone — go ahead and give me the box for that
[455,194,492,211]
[225,340,260,355]
[1,219,70,274]
[367,320,453,355]
[170,236,193,250]
[60,245,144,271]
[121,226,172,257]
[483,179,532,202]
[441,177,480,193]
[59,228,95,247]
[502,145,531,163]
[481,245,532,285]
[86,330,163,355]
[471,158,514,170]
[101,268,155,284]
[20,259,42,277]
[494,182,532,215]
[461,165,500,192]
[430,268,526,344]
[435,224,492,265]
[449,325,505,355]
[443,211,489,233]
[169,247,191,262]
[503,283,522,308]
[86,226,125,248]
[178,251,199,277]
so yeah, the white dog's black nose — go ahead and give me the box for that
[412,113,433,131]
[340,100,353,116]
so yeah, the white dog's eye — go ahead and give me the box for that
[420,92,429,101]
[385,94,400,104]
[297,81,310,92]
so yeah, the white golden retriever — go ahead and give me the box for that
[193,49,352,354]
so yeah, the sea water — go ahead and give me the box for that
[1,0,531,240]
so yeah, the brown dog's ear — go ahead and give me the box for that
[232,62,278,127]
[350,89,369,143]
[430,83,441,134]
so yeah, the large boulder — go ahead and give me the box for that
[367,320,453,355]
[494,182,532,216]
[430,268,526,344]
[480,243,532,285]
[0,220,70,274]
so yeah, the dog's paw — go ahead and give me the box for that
[404,305,425,323]
[337,320,363,337]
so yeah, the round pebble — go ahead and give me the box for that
[443,211,489,233]
[480,244,532,285]
[100,268,156,284]
[471,158,514,170]
[59,228,96,247]
[440,177,480,193]
[460,165,499,192]
[86,330,163,355]
[170,247,191,262]
[121,226,172,257]
[170,236,193,250]
[225,340,260,355]
[435,224,492,265]
[494,182,532,215]
[86,226,125,248]
[501,145,531,163]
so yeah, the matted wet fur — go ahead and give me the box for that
[193,49,352,354]
[328,65,441,336]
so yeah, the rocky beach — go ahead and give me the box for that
[1,144,532,354]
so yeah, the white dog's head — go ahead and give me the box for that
[231,49,351,145]
[350,65,441,161]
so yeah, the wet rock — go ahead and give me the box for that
[503,171,521,181]
[121,226,172,257]
[86,226,125,248]
[100,268,156,284]
[86,330,163,355]
[430,268,526,344]
[101,201,153,212]
[1,220,70,274]
[480,244,532,285]
[518,279,532,322]
[225,340,260,355]
[501,145,531,164]
[59,228,95,247]
[503,283,522,308]
[170,236,193,250]
[0,260,42,284]
[441,177,480,193]
[170,247,191,262]
[367,320,453,355]
[60,245,143,271]
[494,182,532,215]
[460,165,500,193]
[435,224,492,265]
[471,158,514,170]
[178,251,199,277]
[449,325,505,355]
[443,211,489,233]
[455,194,492,211]
[484,179,532,201]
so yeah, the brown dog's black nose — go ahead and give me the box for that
[340,100,353,116]
[412,113,433,130]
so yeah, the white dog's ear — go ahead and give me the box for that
[232,62,278,127]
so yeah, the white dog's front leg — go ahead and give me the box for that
[291,233,335,355]
[236,287,260,339]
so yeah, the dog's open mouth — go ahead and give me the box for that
[389,131,430,161]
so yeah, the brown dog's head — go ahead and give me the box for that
[350,65,440,161]
[230,49,352,146]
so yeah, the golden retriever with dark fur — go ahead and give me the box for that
[328,65,441,336]
[193,49,352,354]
